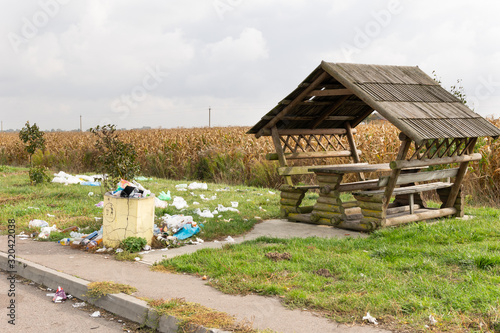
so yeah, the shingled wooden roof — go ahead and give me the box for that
[248,61,500,144]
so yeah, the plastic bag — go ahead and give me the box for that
[174,224,200,240]
[29,219,49,228]
[52,286,67,303]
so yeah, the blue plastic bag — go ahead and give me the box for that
[174,224,200,240]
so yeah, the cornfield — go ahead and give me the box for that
[1,120,499,205]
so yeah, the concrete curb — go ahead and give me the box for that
[0,252,229,333]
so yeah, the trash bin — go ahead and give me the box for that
[102,192,155,248]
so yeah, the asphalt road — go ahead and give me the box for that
[0,271,139,332]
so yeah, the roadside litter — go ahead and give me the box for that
[172,196,188,209]
[52,286,67,303]
[158,190,171,201]
[52,171,102,186]
[188,182,208,190]
[29,219,49,228]
[154,197,168,208]
[363,312,378,325]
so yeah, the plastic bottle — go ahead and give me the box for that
[58,238,72,246]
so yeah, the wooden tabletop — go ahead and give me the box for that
[310,163,392,174]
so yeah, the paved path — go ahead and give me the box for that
[0,219,388,333]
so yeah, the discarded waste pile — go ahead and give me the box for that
[25,175,241,255]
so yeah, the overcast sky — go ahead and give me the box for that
[1,0,500,131]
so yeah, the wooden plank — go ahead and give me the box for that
[445,139,477,208]
[390,153,482,169]
[338,179,380,192]
[345,122,365,181]
[263,115,356,121]
[266,150,359,160]
[311,95,351,129]
[306,88,353,97]
[311,163,390,174]
[377,168,459,187]
[278,163,367,176]
[383,208,457,227]
[260,128,351,136]
[358,182,453,196]
[386,204,421,215]
[256,71,329,138]
[271,126,293,186]
[382,138,412,210]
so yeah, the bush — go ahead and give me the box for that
[28,165,50,185]
[120,236,147,253]
[89,124,140,190]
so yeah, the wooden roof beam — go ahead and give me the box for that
[256,71,329,138]
[306,88,353,97]
[310,95,351,129]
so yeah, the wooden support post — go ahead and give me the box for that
[271,126,292,186]
[382,135,412,210]
[345,122,365,181]
[444,138,477,208]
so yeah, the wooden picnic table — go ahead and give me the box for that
[306,163,427,231]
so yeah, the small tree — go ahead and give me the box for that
[19,121,45,165]
[89,124,140,191]
[19,121,49,185]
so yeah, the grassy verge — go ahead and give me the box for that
[159,207,500,332]
[0,166,281,240]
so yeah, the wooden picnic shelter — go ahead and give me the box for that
[248,61,500,231]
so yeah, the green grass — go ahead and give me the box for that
[159,207,500,331]
[0,166,280,240]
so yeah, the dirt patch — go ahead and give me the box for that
[0,195,29,205]
[314,268,334,278]
[265,252,292,261]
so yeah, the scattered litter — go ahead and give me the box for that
[81,181,101,186]
[135,176,152,181]
[214,240,220,243]
[172,197,188,210]
[27,206,40,210]
[52,171,102,186]
[202,275,208,280]
[188,182,208,190]
[67,295,73,300]
[154,197,168,209]
[46,213,55,218]
[134,257,141,261]
[268,191,275,194]
[29,219,49,228]
[158,190,171,201]
[231,201,238,208]
[94,217,102,221]
[216,204,239,212]
[175,184,187,190]
[17,232,29,239]
[96,247,107,253]
[52,286,67,303]
[196,237,204,243]
[88,192,94,196]
[46,293,55,297]
[194,208,214,218]
[143,245,151,251]
[39,225,58,239]
[224,236,235,242]
[90,311,101,318]
[95,201,104,208]
[199,194,217,201]
[193,201,200,205]
[216,187,230,192]
[223,219,233,223]
[174,224,200,240]
[72,302,86,308]
[362,312,378,325]
[116,248,124,253]
[429,315,437,325]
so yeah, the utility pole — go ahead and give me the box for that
[80,115,82,132]
[208,107,211,128]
